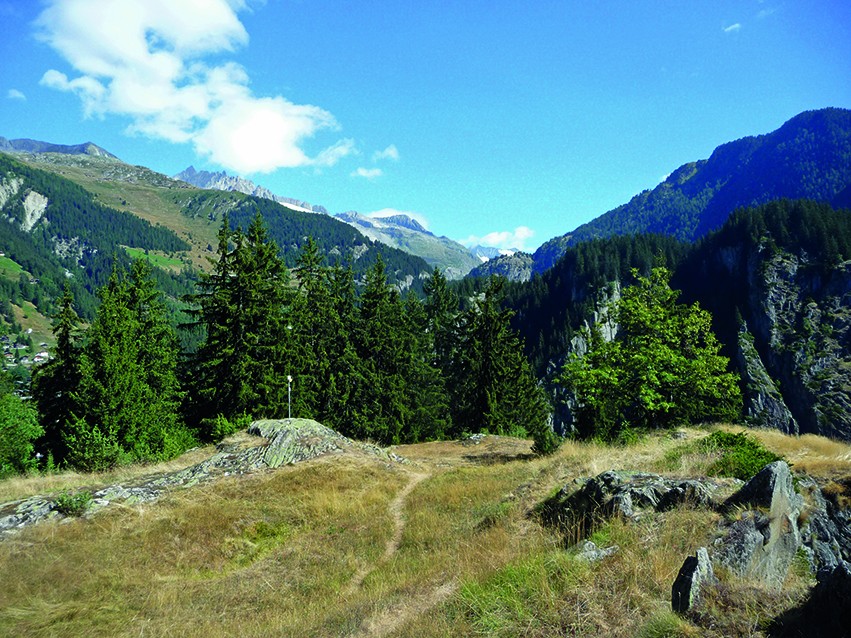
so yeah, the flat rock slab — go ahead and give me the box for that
[0,419,404,540]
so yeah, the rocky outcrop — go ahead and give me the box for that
[21,190,48,232]
[736,324,799,434]
[715,462,803,588]
[741,252,851,440]
[467,252,534,283]
[538,469,731,539]
[538,461,851,617]
[0,419,404,540]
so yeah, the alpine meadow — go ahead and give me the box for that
[2,1,851,635]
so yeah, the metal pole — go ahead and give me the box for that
[287,375,292,419]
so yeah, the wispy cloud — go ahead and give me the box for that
[723,23,742,33]
[372,144,399,162]
[6,88,26,101]
[365,208,430,230]
[462,226,535,252]
[351,167,383,180]
[34,0,354,174]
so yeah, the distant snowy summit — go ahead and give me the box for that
[174,166,327,214]
[468,245,518,263]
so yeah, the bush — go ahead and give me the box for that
[700,431,782,480]
[54,490,93,516]
[0,393,44,478]
[201,413,253,442]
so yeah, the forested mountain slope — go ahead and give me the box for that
[532,108,851,273]
[5,148,435,299]
[0,152,191,323]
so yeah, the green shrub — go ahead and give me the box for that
[55,490,93,516]
[0,393,44,478]
[201,413,253,442]
[700,431,781,480]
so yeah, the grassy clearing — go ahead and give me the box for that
[0,427,847,637]
[0,255,25,280]
[123,246,188,271]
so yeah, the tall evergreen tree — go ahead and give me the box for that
[451,277,555,451]
[186,213,297,436]
[64,260,189,470]
[31,284,81,465]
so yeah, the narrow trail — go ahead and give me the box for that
[349,580,459,638]
[347,469,430,591]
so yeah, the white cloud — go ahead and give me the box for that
[351,167,383,180]
[723,23,742,33]
[372,144,399,162]
[365,208,430,230]
[34,0,353,174]
[462,226,535,252]
[6,88,26,100]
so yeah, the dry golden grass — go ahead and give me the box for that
[0,443,218,503]
[0,425,847,637]
[734,425,851,480]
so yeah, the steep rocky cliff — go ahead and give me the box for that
[677,201,851,441]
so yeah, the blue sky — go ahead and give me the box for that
[2,1,850,251]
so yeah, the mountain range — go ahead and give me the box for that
[175,166,484,278]
[476,107,851,280]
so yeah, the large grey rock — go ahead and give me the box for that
[0,419,403,540]
[672,547,717,613]
[716,461,802,589]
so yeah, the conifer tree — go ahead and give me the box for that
[64,261,189,470]
[451,277,555,451]
[31,284,81,465]
[186,213,297,436]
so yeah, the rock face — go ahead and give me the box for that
[698,238,851,441]
[671,547,717,613]
[467,252,534,283]
[0,419,403,540]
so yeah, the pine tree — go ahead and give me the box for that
[31,284,81,465]
[186,213,297,436]
[450,277,555,452]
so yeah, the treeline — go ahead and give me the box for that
[22,214,554,472]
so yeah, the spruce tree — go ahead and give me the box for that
[186,213,297,436]
[65,261,189,470]
[451,277,555,451]
[31,284,81,465]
